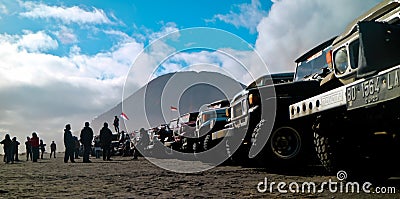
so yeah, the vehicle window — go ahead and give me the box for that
[180,114,190,123]
[295,49,330,81]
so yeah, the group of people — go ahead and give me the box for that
[2,115,137,164]
[63,117,121,163]
[1,132,57,164]
[1,135,20,163]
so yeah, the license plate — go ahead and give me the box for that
[346,67,400,110]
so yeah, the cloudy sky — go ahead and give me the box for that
[0,0,381,151]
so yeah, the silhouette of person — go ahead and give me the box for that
[1,134,13,163]
[123,135,131,157]
[113,116,120,133]
[100,122,113,161]
[94,137,101,159]
[73,136,80,159]
[39,140,46,159]
[30,132,40,162]
[25,137,32,161]
[80,122,94,163]
[11,137,20,162]
[50,141,56,158]
[63,124,75,163]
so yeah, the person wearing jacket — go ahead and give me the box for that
[1,134,13,163]
[100,122,113,161]
[11,137,20,162]
[63,124,75,163]
[80,122,94,163]
[30,132,40,162]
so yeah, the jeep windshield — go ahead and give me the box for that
[294,37,336,81]
[246,72,294,89]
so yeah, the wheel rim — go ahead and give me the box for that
[270,127,301,159]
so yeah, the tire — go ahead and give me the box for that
[192,141,199,153]
[251,120,305,168]
[313,130,335,172]
[313,115,397,181]
[203,134,212,151]
[181,138,188,152]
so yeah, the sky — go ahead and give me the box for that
[0,0,381,151]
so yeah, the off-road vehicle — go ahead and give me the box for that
[289,0,400,179]
[226,37,336,168]
[193,99,230,152]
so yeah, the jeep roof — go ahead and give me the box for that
[246,72,294,89]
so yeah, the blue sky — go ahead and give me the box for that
[0,0,381,150]
[0,0,266,56]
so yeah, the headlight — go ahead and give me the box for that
[249,93,258,105]
[334,47,348,74]
[226,108,230,117]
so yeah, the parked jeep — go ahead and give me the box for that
[178,112,199,152]
[289,0,400,179]
[193,99,230,152]
[226,37,336,168]
[166,112,199,152]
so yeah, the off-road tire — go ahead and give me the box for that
[313,131,335,172]
[251,120,305,169]
[203,134,212,151]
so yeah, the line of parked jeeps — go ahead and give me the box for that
[137,0,400,180]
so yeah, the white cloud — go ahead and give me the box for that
[55,26,78,44]
[0,30,58,53]
[0,30,145,151]
[209,0,267,33]
[0,3,8,14]
[20,1,112,25]
[255,0,381,73]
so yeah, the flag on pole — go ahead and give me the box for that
[170,106,178,111]
[120,112,129,120]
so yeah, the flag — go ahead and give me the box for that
[120,112,129,120]
[170,106,178,111]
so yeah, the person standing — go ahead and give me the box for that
[63,124,75,163]
[73,136,80,159]
[11,137,20,162]
[50,141,56,158]
[39,140,46,159]
[94,137,101,159]
[25,137,32,161]
[1,134,12,163]
[80,122,94,163]
[100,122,113,161]
[113,116,120,133]
[30,132,40,162]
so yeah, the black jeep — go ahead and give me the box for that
[226,37,336,169]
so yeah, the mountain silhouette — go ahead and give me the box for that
[91,71,244,134]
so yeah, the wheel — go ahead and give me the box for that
[313,129,336,172]
[181,138,188,152]
[270,127,302,160]
[313,115,398,181]
[192,140,199,153]
[251,120,305,168]
[203,134,212,151]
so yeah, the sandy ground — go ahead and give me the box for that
[0,153,399,198]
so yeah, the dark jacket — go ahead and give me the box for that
[64,129,74,149]
[0,138,12,148]
[99,127,113,147]
[80,127,94,146]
